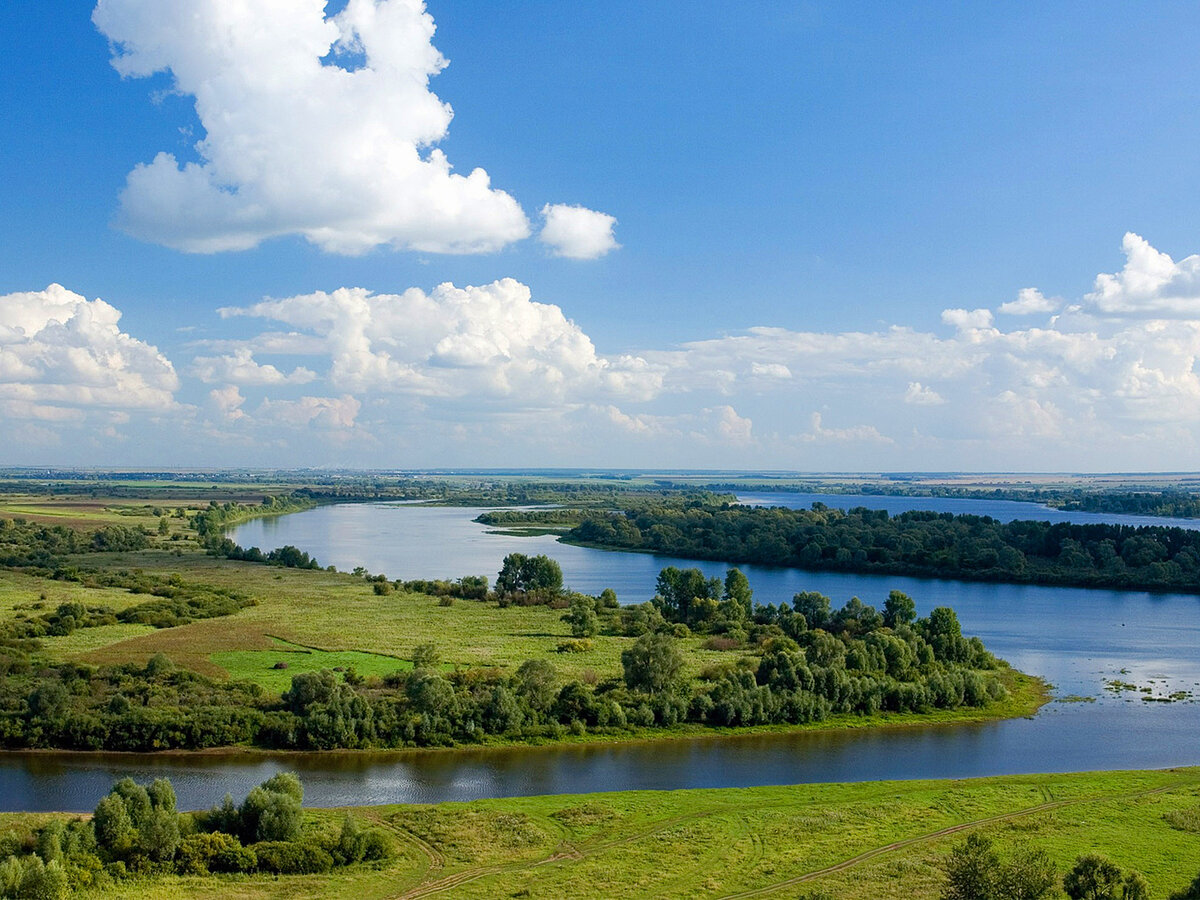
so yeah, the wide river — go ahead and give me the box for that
[3,492,1199,812]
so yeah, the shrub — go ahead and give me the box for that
[252,840,334,875]
[556,639,594,653]
[240,786,302,843]
[176,832,256,875]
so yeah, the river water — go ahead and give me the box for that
[2,493,1198,812]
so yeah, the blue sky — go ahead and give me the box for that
[3,1,1200,470]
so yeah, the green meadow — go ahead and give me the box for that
[1,767,1192,899]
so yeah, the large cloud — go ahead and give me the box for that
[213,278,661,406]
[0,284,179,423]
[91,0,571,255]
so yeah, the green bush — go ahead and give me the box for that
[251,840,334,874]
[176,832,256,875]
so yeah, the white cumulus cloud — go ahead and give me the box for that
[257,394,361,429]
[999,287,1059,316]
[214,278,661,407]
[92,0,533,254]
[904,382,944,405]
[539,204,620,259]
[0,284,179,423]
[191,347,316,385]
[1086,232,1200,317]
[209,384,247,420]
[941,307,995,332]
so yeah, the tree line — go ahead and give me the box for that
[559,502,1200,591]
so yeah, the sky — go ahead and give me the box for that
[3,0,1200,471]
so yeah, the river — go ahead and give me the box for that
[2,492,1198,812]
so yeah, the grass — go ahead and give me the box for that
[211,639,413,694]
[5,767,1191,898]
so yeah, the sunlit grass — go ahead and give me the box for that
[18,768,1193,899]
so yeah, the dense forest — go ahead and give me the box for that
[557,503,1200,592]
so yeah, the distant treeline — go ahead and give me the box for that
[294,483,732,508]
[475,494,733,529]
[1054,491,1200,518]
[558,503,1200,592]
[670,482,1200,520]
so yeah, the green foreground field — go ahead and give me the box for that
[3,767,1196,899]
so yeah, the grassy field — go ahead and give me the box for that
[0,767,1190,899]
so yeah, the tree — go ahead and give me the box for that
[240,784,302,843]
[563,594,598,637]
[92,793,136,857]
[621,632,683,694]
[260,771,304,804]
[140,806,181,862]
[1170,872,1200,900]
[653,567,719,625]
[514,658,557,712]
[998,848,1057,900]
[723,568,753,619]
[147,777,177,813]
[1122,872,1150,900]
[412,642,440,670]
[942,833,999,900]
[497,553,563,596]
[792,592,832,631]
[283,669,337,714]
[883,590,917,628]
[1063,854,1124,900]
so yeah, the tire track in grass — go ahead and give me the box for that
[717,777,1200,899]
[389,774,1200,900]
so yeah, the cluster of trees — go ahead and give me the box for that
[201,536,322,569]
[561,503,1200,591]
[189,495,316,538]
[0,519,149,568]
[0,773,389,897]
[0,654,274,750]
[0,569,1008,752]
[941,833,1200,899]
[495,553,565,600]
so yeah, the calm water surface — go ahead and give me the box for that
[3,493,1198,812]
